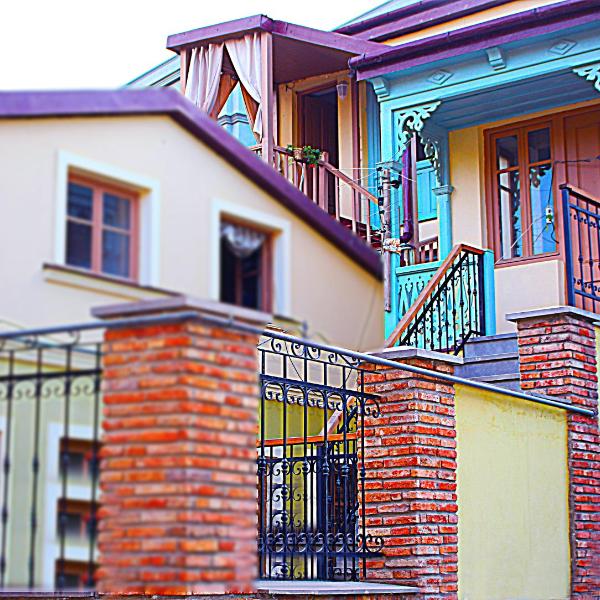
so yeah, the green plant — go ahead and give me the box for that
[286,144,322,166]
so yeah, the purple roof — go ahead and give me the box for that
[0,88,382,279]
[335,0,506,41]
[351,0,599,80]
[166,15,383,85]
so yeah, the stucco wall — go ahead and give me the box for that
[0,115,383,350]
[455,384,570,600]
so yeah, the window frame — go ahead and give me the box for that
[66,174,139,281]
[219,218,273,312]
[485,119,559,265]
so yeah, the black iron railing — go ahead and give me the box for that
[257,334,383,581]
[562,184,600,313]
[386,244,487,354]
[0,328,103,589]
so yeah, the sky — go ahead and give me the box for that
[0,0,380,90]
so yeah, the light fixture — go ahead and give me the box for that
[336,80,349,100]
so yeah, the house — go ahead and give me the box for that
[0,89,382,351]
[141,0,600,358]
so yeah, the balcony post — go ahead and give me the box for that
[260,31,274,166]
[93,297,268,595]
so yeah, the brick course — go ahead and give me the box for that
[363,354,458,600]
[512,310,600,598]
[96,318,261,595]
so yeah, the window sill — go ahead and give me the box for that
[42,263,176,301]
[494,252,561,268]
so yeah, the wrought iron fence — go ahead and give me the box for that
[257,334,383,582]
[562,183,600,313]
[0,327,103,590]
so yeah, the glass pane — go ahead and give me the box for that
[66,222,92,269]
[241,249,261,309]
[67,183,93,220]
[528,128,551,163]
[102,230,130,278]
[496,135,519,170]
[103,193,131,229]
[529,164,556,254]
[497,171,522,259]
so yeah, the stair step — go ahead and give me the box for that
[463,333,518,358]
[468,372,522,392]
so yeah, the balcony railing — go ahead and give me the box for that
[252,145,381,248]
[561,183,600,313]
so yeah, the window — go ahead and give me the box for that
[66,175,138,279]
[56,499,96,542]
[220,221,272,311]
[59,438,99,481]
[55,559,93,589]
[489,124,556,261]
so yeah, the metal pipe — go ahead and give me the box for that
[1,311,595,417]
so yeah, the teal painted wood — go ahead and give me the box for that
[366,83,382,228]
[482,249,497,336]
[385,260,441,339]
[416,160,437,221]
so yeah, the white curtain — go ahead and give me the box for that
[221,222,266,258]
[185,43,225,115]
[225,33,263,139]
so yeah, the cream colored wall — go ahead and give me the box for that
[384,0,564,46]
[0,115,383,350]
[455,384,570,600]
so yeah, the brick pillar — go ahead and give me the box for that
[508,307,600,598]
[363,348,460,600]
[93,297,268,595]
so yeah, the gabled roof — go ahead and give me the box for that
[0,88,382,279]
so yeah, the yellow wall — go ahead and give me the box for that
[383,0,564,46]
[0,115,383,350]
[455,384,570,600]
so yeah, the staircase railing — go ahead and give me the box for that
[385,244,491,354]
[252,145,381,247]
[561,183,600,313]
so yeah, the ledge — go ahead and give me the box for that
[92,294,272,325]
[506,305,599,325]
[369,345,463,365]
[256,580,419,596]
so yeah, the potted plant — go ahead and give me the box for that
[286,144,322,167]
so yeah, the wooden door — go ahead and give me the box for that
[564,107,600,194]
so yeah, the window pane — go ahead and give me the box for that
[496,135,519,170]
[103,193,131,229]
[102,230,130,278]
[529,164,556,254]
[66,222,92,269]
[528,128,551,163]
[241,250,261,309]
[497,171,522,259]
[67,183,93,221]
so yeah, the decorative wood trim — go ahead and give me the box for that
[385,243,484,347]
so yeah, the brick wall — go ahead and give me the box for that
[94,299,266,595]
[363,349,459,600]
[510,307,600,598]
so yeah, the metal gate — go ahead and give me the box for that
[257,333,383,581]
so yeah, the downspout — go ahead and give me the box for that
[398,146,415,243]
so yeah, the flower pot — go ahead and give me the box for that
[292,148,304,161]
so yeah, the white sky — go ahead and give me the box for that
[0,1,378,90]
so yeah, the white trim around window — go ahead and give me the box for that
[54,151,161,286]
[210,198,292,316]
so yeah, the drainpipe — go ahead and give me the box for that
[399,146,415,243]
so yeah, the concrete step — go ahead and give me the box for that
[463,333,518,358]
[457,352,520,378]
[468,372,522,392]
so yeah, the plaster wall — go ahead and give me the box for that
[0,115,383,350]
[384,0,565,46]
[455,384,570,599]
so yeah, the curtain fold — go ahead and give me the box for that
[221,222,266,259]
[225,33,263,140]
[185,43,225,115]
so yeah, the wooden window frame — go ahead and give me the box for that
[485,119,560,266]
[220,219,273,312]
[66,174,139,281]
